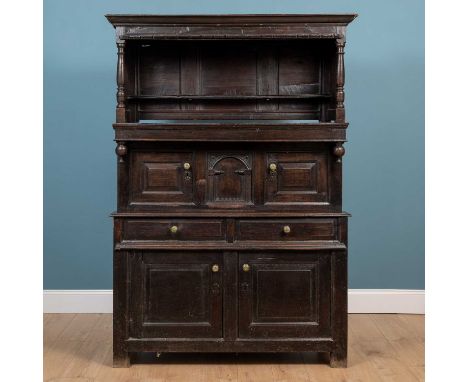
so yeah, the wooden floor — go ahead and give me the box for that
[44,313,424,382]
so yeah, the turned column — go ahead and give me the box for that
[335,38,346,123]
[116,40,126,123]
[115,141,128,209]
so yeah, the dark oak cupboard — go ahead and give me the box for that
[107,14,356,368]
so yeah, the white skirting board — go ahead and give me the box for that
[43,289,425,314]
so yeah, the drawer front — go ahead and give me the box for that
[237,219,337,241]
[123,219,227,241]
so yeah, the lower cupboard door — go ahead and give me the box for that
[129,252,223,339]
[238,252,332,339]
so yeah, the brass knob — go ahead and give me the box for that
[183,162,191,170]
[269,163,277,172]
[242,264,250,272]
[283,225,291,234]
[169,225,178,234]
[212,264,219,273]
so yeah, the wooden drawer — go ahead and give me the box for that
[236,219,337,241]
[123,219,227,241]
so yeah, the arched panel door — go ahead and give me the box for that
[207,153,253,207]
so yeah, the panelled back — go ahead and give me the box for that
[125,40,336,121]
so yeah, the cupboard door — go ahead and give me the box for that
[129,151,195,207]
[206,152,253,207]
[238,252,331,338]
[130,252,223,339]
[265,151,330,206]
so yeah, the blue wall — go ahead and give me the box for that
[44,0,424,289]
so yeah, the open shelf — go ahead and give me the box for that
[122,39,337,122]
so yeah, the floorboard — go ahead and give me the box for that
[43,313,425,382]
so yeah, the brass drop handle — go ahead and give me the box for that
[212,264,219,273]
[183,163,192,182]
[283,225,291,234]
[242,264,250,272]
[269,163,277,173]
[169,225,178,234]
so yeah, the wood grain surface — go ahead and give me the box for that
[44,313,424,381]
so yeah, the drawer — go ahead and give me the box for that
[123,219,227,241]
[236,219,337,241]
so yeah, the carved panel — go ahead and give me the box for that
[238,252,331,339]
[265,151,329,205]
[129,151,194,207]
[207,153,253,207]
